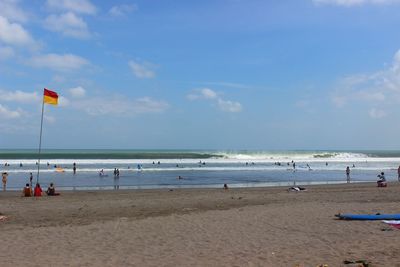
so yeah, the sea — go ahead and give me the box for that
[1,149,400,191]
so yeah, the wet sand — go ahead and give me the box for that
[1,183,400,266]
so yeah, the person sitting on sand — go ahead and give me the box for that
[377,172,387,187]
[34,183,42,197]
[46,183,56,196]
[22,183,32,197]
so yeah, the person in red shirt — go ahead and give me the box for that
[34,183,42,197]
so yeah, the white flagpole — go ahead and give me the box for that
[36,93,45,184]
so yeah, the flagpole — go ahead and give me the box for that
[36,95,45,184]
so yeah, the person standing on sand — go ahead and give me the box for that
[346,166,350,183]
[29,172,33,188]
[397,165,400,182]
[2,172,8,191]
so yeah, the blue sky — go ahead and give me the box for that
[2,0,400,150]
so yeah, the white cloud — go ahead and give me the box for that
[358,91,385,102]
[217,99,242,112]
[187,88,242,113]
[29,53,89,72]
[201,81,253,89]
[331,49,400,118]
[58,96,70,107]
[201,88,218,99]
[0,90,39,103]
[44,12,90,39]
[72,96,169,116]
[46,0,97,15]
[0,0,28,23]
[128,60,156,79]
[369,108,386,118]
[313,0,400,6]
[187,88,218,100]
[52,75,66,83]
[109,4,138,16]
[0,16,34,46]
[69,86,86,98]
[0,104,21,119]
[0,46,14,60]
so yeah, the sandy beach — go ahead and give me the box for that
[1,183,400,266]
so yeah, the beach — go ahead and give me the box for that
[1,183,400,266]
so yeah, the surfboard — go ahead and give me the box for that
[336,213,400,220]
[55,168,65,173]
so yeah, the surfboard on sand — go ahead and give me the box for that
[336,213,400,220]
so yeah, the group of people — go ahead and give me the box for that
[22,182,59,197]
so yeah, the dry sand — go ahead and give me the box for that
[1,183,400,266]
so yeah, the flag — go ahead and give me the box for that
[43,88,58,105]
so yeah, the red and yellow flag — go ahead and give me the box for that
[43,88,58,105]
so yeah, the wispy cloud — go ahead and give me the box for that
[44,12,90,39]
[0,104,22,119]
[200,81,254,89]
[0,15,34,46]
[217,99,242,112]
[29,53,90,72]
[331,49,400,118]
[0,0,29,23]
[187,88,242,113]
[369,108,386,119]
[128,60,156,79]
[313,0,400,7]
[187,88,218,100]
[0,90,39,103]
[72,96,169,116]
[109,4,138,17]
[58,96,70,107]
[69,86,86,98]
[46,0,97,15]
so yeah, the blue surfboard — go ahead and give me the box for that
[336,213,400,220]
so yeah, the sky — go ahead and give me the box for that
[2,0,400,150]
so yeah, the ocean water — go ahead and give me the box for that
[1,149,400,190]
